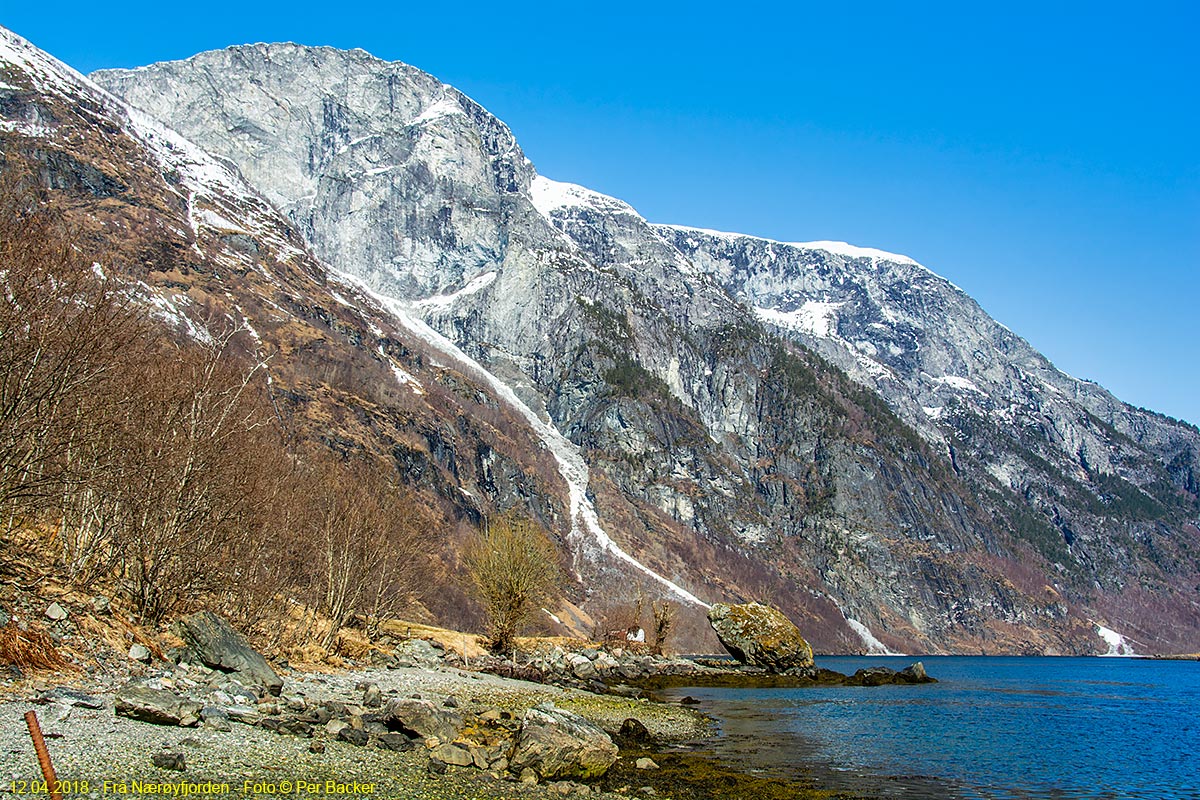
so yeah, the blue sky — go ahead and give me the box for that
[5,1,1198,424]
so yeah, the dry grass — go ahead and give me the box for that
[378,619,488,659]
[0,622,71,669]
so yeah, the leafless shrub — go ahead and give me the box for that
[0,174,147,531]
[651,599,676,656]
[467,512,560,654]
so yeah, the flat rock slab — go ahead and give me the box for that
[115,685,201,727]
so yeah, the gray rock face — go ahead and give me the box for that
[508,705,618,781]
[172,611,283,696]
[115,685,202,727]
[707,603,814,673]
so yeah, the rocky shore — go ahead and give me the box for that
[2,604,933,799]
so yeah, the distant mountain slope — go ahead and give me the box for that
[10,35,1182,654]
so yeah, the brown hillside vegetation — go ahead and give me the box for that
[0,173,433,651]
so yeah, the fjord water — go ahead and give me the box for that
[665,656,1199,799]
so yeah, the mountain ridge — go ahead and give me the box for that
[3,28,1196,654]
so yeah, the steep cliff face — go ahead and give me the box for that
[655,227,1200,620]
[13,35,1188,654]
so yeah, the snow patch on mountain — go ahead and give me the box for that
[412,95,465,126]
[530,175,641,219]
[664,224,917,266]
[0,27,83,100]
[415,270,497,309]
[932,374,986,394]
[754,301,844,338]
[1096,624,1136,657]
[846,618,904,656]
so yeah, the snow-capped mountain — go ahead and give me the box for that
[5,27,1197,654]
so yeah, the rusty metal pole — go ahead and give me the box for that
[23,710,63,800]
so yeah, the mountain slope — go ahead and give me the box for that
[0,26,611,632]
[16,36,1190,654]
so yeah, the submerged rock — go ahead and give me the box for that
[707,603,814,673]
[845,662,937,686]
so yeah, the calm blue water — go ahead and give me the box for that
[662,656,1200,799]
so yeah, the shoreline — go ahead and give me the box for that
[0,660,879,800]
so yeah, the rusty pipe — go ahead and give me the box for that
[23,710,63,800]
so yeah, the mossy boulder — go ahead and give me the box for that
[707,603,814,673]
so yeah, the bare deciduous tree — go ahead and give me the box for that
[293,456,428,652]
[0,175,146,530]
[651,599,676,656]
[466,512,560,654]
[106,332,278,622]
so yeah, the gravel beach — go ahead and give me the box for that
[1,662,713,800]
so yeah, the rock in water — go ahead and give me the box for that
[707,603,814,672]
[171,611,283,696]
[509,704,618,780]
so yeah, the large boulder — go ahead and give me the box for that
[707,602,814,673]
[508,704,618,781]
[171,611,283,695]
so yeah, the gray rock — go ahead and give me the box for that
[129,644,152,663]
[38,688,104,709]
[382,697,463,742]
[509,705,618,780]
[430,743,473,767]
[151,751,186,771]
[171,611,282,696]
[115,685,201,727]
[707,603,813,673]
[200,706,231,732]
[635,757,659,770]
[391,638,444,668]
[376,733,414,752]
[336,727,369,747]
[44,602,67,621]
[899,662,935,683]
[224,705,262,725]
